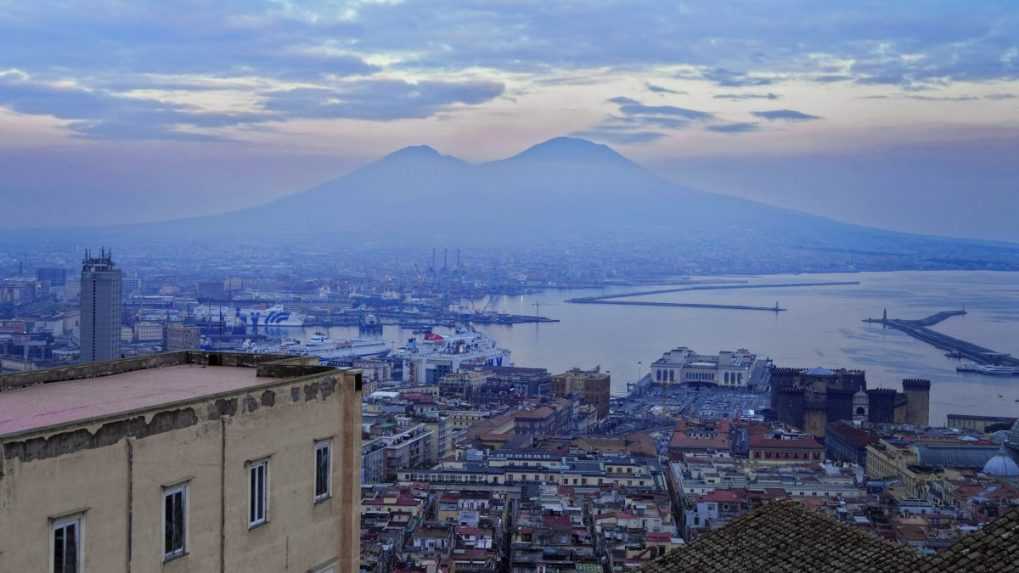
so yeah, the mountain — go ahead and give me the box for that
[20,136,1019,272]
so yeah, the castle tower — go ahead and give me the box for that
[902,379,931,427]
[853,389,869,423]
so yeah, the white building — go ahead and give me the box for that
[651,347,765,387]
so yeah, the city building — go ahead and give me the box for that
[770,368,930,437]
[651,347,766,387]
[164,322,201,351]
[552,366,611,418]
[825,420,878,465]
[36,267,68,287]
[0,351,363,573]
[866,434,1003,500]
[382,424,436,480]
[946,414,1017,433]
[362,438,387,485]
[79,249,122,362]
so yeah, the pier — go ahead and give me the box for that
[864,310,1019,367]
[566,280,861,312]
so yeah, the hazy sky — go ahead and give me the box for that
[1,1,1017,241]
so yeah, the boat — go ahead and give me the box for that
[957,364,1019,377]
[250,333,391,362]
[237,305,307,327]
[391,325,511,384]
[298,334,391,361]
[191,304,308,328]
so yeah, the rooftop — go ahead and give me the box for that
[642,501,1019,573]
[0,352,334,438]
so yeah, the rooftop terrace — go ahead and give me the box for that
[0,351,336,438]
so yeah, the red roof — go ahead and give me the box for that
[749,435,822,449]
[700,489,745,503]
[670,427,731,451]
[543,515,572,529]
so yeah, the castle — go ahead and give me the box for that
[770,367,930,437]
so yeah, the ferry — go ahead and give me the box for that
[957,364,1019,377]
[391,326,510,384]
[304,336,391,361]
[193,304,307,327]
[248,333,391,362]
[238,305,307,327]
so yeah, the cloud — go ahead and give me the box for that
[714,92,780,101]
[263,79,505,121]
[0,3,378,81]
[751,109,821,121]
[707,122,761,134]
[699,68,776,87]
[861,92,1014,102]
[571,128,667,145]
[608,97,714,120]
[0,72,271,140]
[575,95,715,145]
[905,94,980,102]
[812,75,853,83]
[646,82,685,95]
[2,1,1018,94]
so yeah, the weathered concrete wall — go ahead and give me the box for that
[0,351,306,393]
[0,366,362,573]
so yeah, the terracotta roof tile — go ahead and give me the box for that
[642,502,1019,573]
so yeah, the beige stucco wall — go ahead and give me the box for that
[0,368,362,573]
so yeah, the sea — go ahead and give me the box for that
[292,271,1019,425]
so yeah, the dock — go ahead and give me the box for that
[566,280,861,312]
[864,310,1019,367]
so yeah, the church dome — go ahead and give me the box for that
[982,447,1019,478]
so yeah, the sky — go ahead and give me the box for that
[1,1,1017,241]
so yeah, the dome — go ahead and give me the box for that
[982,448,1019,478]
[1008,419,1019,449]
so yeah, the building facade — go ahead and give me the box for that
[652,347,764,388]
[0,351,363,573]
[552,367,610,418]
[79,250,122,362]
[164,322,202,351]
[771,368,931,437]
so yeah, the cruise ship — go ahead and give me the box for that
[391,326,510,384]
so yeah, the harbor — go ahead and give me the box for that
[864,309,1019,375]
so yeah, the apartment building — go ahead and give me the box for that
[0,351,363,573]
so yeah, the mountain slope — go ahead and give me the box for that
[39,136,1019,271]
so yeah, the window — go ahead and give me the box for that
[52,515,82,573]
[315,440,332,501]
[163,483,188,560]
[249,460,269,527]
